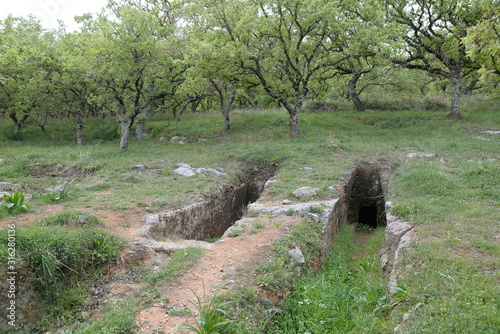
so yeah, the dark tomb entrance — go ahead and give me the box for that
[358,205,378,228]
[347,163,387,228]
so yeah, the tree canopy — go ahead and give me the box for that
[0,0,497,148]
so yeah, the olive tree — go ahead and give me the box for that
[386,0,483,119]
[79,4,179,151]
[190,0,350,138]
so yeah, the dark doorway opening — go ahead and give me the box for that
[346,163,387,228]
[358,205,378,228]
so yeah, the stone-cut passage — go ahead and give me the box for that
[145,165,277,241]
[323,162,389,254]
[347,163,387,228]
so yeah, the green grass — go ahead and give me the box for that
[268,225,389,334]
[145,247,207,288]
[71,297,139,334]
[36,211,103,227]
[387,158,499,333]
[0,96,498,333]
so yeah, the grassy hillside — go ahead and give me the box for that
[0,96,498,333]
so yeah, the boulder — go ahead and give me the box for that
[292,186,318,199]
[407,153,436,158]
[173,166,196,177]
[288,247,305,265]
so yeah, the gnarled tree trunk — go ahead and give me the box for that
[10,112,29,135]
[448,67,462,120]
[348,72,365,112]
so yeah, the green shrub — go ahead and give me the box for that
[0,226,126,331]
[421,95,449,111]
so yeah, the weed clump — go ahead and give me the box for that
[37,211,103,227]
[1,191,29,215]
[72,297,138,334]
[0,226,126,332]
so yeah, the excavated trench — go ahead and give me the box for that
[143,161,389,254]
[324,162,389,251]
[143,164,277,241]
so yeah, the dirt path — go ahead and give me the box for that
[134,215,301,333]
[0,200,329,333]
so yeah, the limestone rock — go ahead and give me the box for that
[134,164,147,171]
[306,213,320,223]
[169,136,187,144]
[44,183,66,193]
[173,166,196,177]
[292,186,318,199]
[0,182,22,192]
[121,240,156,266]
[248,200,337,222]
[383,218,412,274]
[173,164,226,177]
[407,153,436,158]
[288,247,305,265]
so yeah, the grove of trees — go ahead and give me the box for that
[1,0,498,149]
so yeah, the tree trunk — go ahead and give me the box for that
[39,124,53,141]
[348,72,365,112]
[135,116,146,141]
[448,68,462,119]
[177,98,192,121]
[14,122,21,135]
[288,108,300,139]
[119,121,131,152]
[74,113,84,145]
[222,83,237,131]
[191,100,199,113]
[10,113,29,135]
[29,113,53,140]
